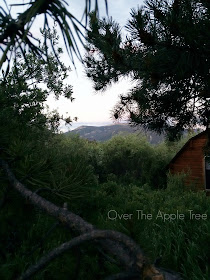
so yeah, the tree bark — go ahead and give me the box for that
[19,230,147,280]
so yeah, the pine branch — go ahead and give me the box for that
[0,0,108,71]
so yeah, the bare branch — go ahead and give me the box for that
[0,159,182,280]
[0,159,145,268]
[19,230,143,280]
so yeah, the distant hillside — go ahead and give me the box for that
[65,124,164,144]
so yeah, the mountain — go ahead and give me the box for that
[65,124,164,144]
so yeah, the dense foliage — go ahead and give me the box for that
[85,0,210,139]
[1,124,209,279]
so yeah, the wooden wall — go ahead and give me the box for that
[169,132,208,190]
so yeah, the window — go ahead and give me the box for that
[205,156,210,190]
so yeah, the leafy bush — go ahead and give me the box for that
[85,132,193,188]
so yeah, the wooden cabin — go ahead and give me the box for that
[168,130,210,194]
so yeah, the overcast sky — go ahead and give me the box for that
[59,1,144,125]
[4,0,145,129]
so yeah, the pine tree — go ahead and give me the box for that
[85,0,210,139]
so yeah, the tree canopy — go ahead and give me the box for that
[85,0,210,139]
[0,29,75,153]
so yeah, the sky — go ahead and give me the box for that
[4,0,144,130]
[48,0,144,130]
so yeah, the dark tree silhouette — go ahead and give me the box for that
[85,0,210,140]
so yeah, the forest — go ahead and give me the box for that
[0,0,209,280]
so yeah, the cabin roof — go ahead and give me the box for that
[168,130,207,167]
